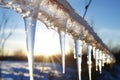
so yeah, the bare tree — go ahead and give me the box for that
[0,12,15,56]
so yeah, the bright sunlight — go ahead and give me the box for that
[34,21,71,56]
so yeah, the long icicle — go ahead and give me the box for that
[87,45,92,80]
[98,50,102,74]
[75,40,83,80]
[24,1,39,80]
[59,30,66,74]
[92,47,96,59]
[95,49,99,71]
[24,17,37,80]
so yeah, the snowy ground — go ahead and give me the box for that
[0,61,78,80]
[1,61,120,80]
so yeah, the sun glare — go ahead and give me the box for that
[5,21,71,57]
[34,22,60,56]
[34,21,71,56]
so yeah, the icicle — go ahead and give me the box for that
[102,53,105,67]
[95,49,99,71]
[98,50,102,74]
[104,54,108,64]
[74,40,83,80]
[24,17,37,80]
[74,47,77,59]
[87,45,92,80]
[24,1,39,80]
[74,40,77,59]
[106,55,111,64]
[92,47,95,59]
[59,30,66,74]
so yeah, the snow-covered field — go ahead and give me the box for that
[1,61,120,80]
[0,61,78,80]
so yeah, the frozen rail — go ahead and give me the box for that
[0,0,116,80]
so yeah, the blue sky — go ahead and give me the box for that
[68,0,120,47]
[0,0,120,55]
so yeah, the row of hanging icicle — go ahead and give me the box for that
[59,30,113,80]
[0,0,114,80]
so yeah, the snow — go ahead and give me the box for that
[0,61,78,80]
[1,61,120,80]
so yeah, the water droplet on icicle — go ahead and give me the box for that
[24,17,37,80]
[74,40,83,80]
[59,31,66,74]
[87,45,92,80]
